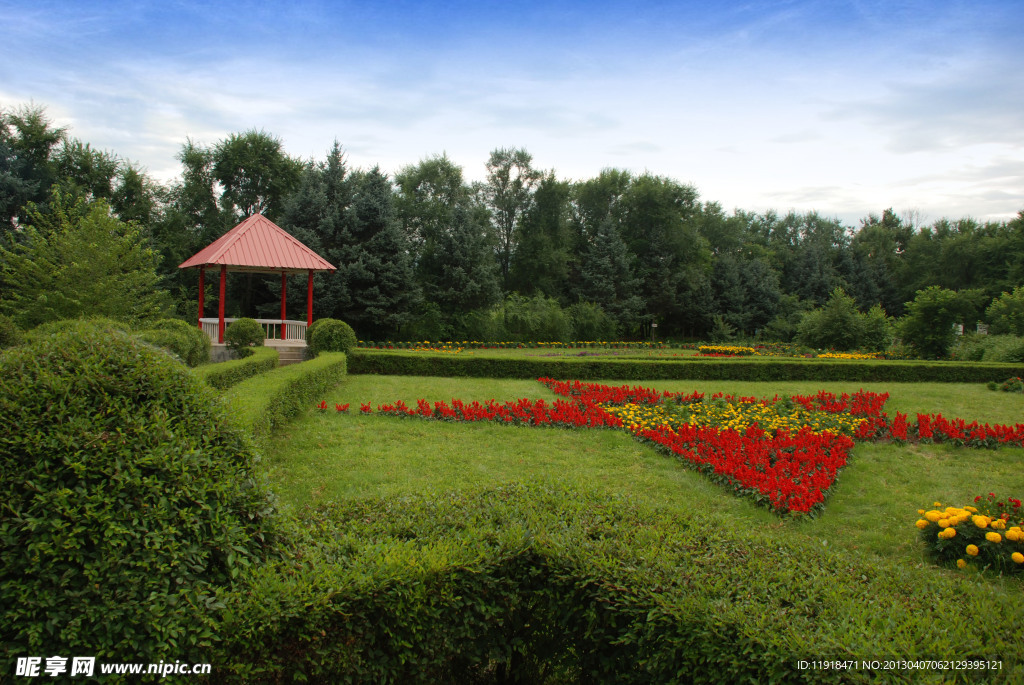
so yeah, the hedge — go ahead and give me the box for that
[0,321,278,664]
[195,347,280,390]
[224,352,347,437]
[212,482,1023,683]
[348,349,1024,383]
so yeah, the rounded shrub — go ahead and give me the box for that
[146,317,211,366]
[0,321,278,662]
[224,317,265,358]
[135,327,195,364]
[0,314,24,348]
[308,318,357,356]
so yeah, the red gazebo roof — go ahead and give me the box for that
[178,214,335,274]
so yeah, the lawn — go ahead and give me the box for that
[265,374,1024,582]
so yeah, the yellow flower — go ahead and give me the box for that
[1013,552,1024,564]
[965,506,978,513]
[972,515,990,529]
[933,501,942,507]
[939,528,957,539]
[915,519,930,530]
[985,532,1002,543]
[966,545,980,556]
[938,519,950,528]
[991,518,1006,530]
[925,510,943,522]
[957,559,968,569]
[917,509,925,515]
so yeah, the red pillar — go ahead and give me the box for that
[218,265,226,344]
[280,272,287,340]
[307,270,314,328]
[197,266,205,330]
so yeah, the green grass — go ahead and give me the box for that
[265,375,1024,581]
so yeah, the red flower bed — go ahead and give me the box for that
[325,378,1024,516]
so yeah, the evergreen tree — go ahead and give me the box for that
[574,218,644,335]
[0,192,172,327]
[340,167,420,338]
[421,204,501,322]
[508,173,572,300]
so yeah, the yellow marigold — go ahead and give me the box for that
[985,532,1002,543]
[925,510,943,522]
[915,519,930,530]
[933,501,942,507]
[966,545,980,556]
[991,518,1006,530]
[917,509,925,515]
[1013,552,1024,565]
[957,559,968,569]
[938,519,950,528]
[965,506,978,514]
[938,528,957,539]
[972,515,990,529]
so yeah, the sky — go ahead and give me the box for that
[2,0,1022,227]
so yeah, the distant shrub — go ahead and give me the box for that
[900,286,961,359]
[308,318,357,356]
[0,321,277,663]
[569,302,617,341]
[980,335,1024,363]
[0,315,23,348]
[146,317,211,366]
[135,328,195,364]
[860,304,893,352]
[224,317,265,358]
[986,286,1024,336]
[28,316,128,339]
[796,288,864,351]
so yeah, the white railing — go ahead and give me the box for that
[199,318,308,342]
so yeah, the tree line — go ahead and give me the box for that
[2,103,1023,347]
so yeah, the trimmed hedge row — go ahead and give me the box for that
[194,347,280,390]
[213,482,1023,683]
[348,349,1024,383]
[224,352,347,437]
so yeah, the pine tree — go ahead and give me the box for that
[0,192,172,327]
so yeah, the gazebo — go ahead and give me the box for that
[178,214,335,350]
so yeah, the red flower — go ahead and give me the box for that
[336,403,349,412]
[316,400,328,412]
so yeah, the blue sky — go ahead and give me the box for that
[2,0,1022,226]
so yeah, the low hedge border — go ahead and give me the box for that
[213,482,1023,683]
[194,347,279,390]
[349,349,1024,383]
[224,352,347,437]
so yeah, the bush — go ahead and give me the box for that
[135,328,195,364]
[502,293,572,342]
[27,315,128,339]
[308,318,357,356]
[900,286,962,359]
[796,288,864,351]
[224,317,265,358]
[986,286,1024,336]
[860,303,893,352]
[981,335,1024,363]
[195,346,279,390]
[0,321,278,663]
[569,302,617,341]
[146,317,211,366]
[0,314,23,348]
